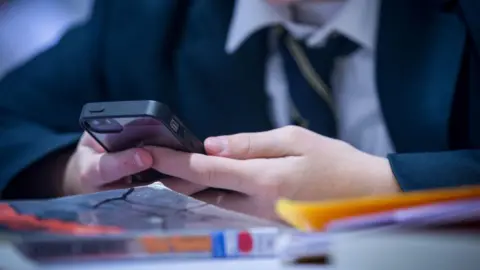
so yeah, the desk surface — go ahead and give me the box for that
[45,259,328,270]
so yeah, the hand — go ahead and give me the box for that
[192,188,281,221]
[148,126,400,202]
[62,132,205,196]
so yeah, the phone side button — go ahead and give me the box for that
[88,105,105,113]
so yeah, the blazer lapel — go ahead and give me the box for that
[457,0,480,147]
[376,0,466,152]
[174,0,272,139]
[458,0,480,53]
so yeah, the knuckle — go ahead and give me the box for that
[276,173,295,199]
[97,162,111,183]
[77,162,93,186]
[231,174,246,194]
[280,125,305,143]
[201,160,245,192]
[116,150,144,176]
[260,164,300,200]
[72,149,100,186]
[206,168,216,186]
[232,134,253,157]
[258,170,283,199]
[194,162,217,186]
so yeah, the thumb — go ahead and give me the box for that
[204,126,304,159]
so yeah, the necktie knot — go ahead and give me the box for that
[277,28,359,65]
[277,27,359,137]
[319,32,359,59]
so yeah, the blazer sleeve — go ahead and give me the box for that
[388,150,480,191]
[0,0,108,194]
[389,2,480,192]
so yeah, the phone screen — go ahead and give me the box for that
[84,116,187,152]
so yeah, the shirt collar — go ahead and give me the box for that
[225,0,381,54]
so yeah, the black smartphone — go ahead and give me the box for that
[79,100,205,183]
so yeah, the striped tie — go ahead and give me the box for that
[278,28,359,138]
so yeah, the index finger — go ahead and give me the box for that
[146,147,256,195]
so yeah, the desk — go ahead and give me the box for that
[45,259,328,270]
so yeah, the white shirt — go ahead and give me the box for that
[225,0,395,157]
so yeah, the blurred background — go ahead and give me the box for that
[0,0,93,79]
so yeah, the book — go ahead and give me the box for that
[275,185,480,231]
[0,182,288,269]
[277,198,480,264]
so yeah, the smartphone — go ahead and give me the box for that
[79,100,205,183]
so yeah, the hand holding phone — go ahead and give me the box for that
[62,132,154,195]
[60,100,207,196]
[79,100,206,183]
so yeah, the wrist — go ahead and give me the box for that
[365,155,401,195]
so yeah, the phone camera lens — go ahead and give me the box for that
[86,118,123,134]
[91,119,101,126]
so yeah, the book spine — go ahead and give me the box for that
[134,227,281,258]
[15,228,282,263]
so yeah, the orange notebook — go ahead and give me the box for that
[275,185,480,231]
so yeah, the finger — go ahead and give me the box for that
[159,177,207,195]
[146,147,256,195]
[79,132,105,153]
[98,177,136,191]
[83,148,153,187]
[204,126,307,159]
[193,190,279,220]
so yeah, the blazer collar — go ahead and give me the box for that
[226,0,380,53]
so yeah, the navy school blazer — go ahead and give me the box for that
[0,0,479,198]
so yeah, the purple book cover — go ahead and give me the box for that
[326,199,480,231]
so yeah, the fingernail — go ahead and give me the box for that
[134,152,145,167]
[205,137,228,155]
